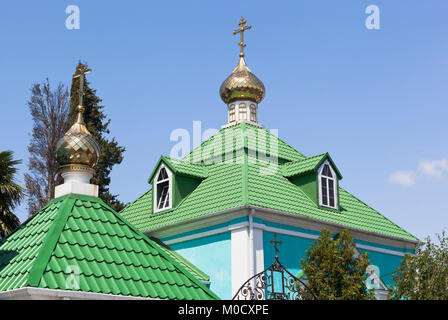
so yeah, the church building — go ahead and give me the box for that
[120,17,418,300]
[0,18,417,300]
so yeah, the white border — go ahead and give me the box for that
[153,165,173,213]
[318,160,338,209]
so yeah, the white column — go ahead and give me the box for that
[231,227,250,298]
[253,227,264,274]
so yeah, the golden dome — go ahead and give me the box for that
[220,57,265,104]
[56,106,100,170]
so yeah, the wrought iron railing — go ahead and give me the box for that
[232,256,315,300]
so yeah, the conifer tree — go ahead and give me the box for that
[299,229,375,300]
[67,62,126,212]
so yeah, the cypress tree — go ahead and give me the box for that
[67,61,126,212]
[299,229,375,300]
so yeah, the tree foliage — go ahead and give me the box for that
[67,62,126,212]
[389,231,448,300]
[24,79,69,215]
[299,228,375,300]
[0,151,23,237]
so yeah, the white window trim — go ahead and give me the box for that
[317,160,338,209]
[226,101,258,125]
[228,104,236,123]
[238,103,247,120]
[250,104,257,122]
[153,165,173,213]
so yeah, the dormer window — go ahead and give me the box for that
[318,161,338,209]
[154,166,172,212]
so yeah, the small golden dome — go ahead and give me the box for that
[219,56,265,104]
[56,105,101,170]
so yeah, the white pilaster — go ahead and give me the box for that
[253,227,264,274]
[231,227,250,297]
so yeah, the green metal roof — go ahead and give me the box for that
[150,238,210,283]
[184,122,306,164]
[148,156,208,183]
[121,122,417,242]
[280,152,342,179]
[0,194,219,300]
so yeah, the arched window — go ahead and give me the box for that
[239,103,247,120]
[318,162,337,209]
[250,104,257,122]
[229,104,236,123]
[154,166,172,212]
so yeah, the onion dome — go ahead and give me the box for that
[219,57,265,104]
[56,105,100,172]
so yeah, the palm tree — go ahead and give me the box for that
[0,151,23,237]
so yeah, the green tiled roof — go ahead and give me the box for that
[148,156,208,183]
[150,238,210,283]
[0,194,218,300]
[281,152,342,179]
[281,153,327,177]
[185,122,306,164]
[121,122,417,242]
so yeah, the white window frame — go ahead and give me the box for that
[239,103,247,120]
[250,104,257,122]
[229,104,236,123]
[153,165,173,213]
[317,160,338,209]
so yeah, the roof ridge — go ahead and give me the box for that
[281,152,327,167]
[26,195,76,287]
[183,122,306,164]
[257,125,306,159]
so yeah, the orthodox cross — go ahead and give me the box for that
[233,17,252,58]
[72,66,92,109]
[270,233,283,259]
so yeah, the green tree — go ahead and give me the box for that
[389,231,448,300]
[0,151,23,237]
[67,62,126,212]
[299,228,375,300]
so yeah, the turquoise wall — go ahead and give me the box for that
[263,231,314,278]
[263,226,409,289]
[165,218,410,299]
[168,232,232,299]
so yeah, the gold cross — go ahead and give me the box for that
[73,66,92,108]
[270,233,283,259]
[233,17,252,58]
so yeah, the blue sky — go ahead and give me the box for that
[0,1,447,241]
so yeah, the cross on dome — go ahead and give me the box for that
[233,17,252,58]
